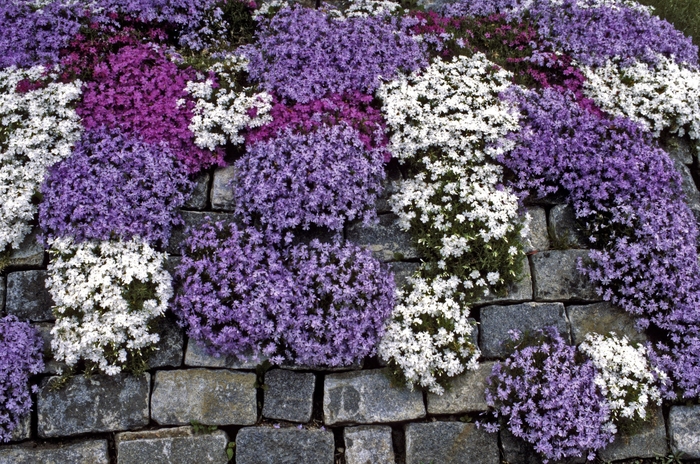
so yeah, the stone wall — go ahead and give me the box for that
[1,139,700,463]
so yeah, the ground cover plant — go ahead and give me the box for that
[0,0,698,459]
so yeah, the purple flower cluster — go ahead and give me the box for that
[235,124,386,234]
[78,44,223,173]
[173,221,394,367]
[483,328,613,462]
[39,128,193,247]
[0,315,44,443]
[242,5,427,103]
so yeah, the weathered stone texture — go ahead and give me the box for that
[673,160,700,223]
[167,211,238,254]
[375,162,402,214]
[116,427,229,464]
[263,369,315,423]
[148,315,184,369]
[344,425,395,464]
[34,322,67,375]
[184,171,211,210]
[427,362,495,414]
[323,368,425,425]
[388,261,419,289]
[670,405,700,458]
[37,373,150,437]
[531,250,600,301]
[0,440,109,464]
[347,213,418,262]
[210,165,236,211]
[480,302,570,358]
[405,422,499,464]
[523,206,549,253]
[568,302,646,345]
[8,414,31,442]
[500,428,543,464]
[548,204,588,249]
[8,228,44,269]
[235,428,335,464]
[0,276,5,313]
[184,339,261,369]
[663,135,695,165]
[474,257,532,305]
[6,270,54,321]
[599,407,667,461]
[151,369,257,426]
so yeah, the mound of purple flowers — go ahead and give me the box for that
[242,5,427,103]
[0,315,44,443]
[39,128,193,247]
[483,328,614,462]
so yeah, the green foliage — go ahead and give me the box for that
[637,0,700,50]
[226,441,236,461]
[190,420,218,434]
[122,279,158,313]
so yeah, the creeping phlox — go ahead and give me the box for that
[47,236,172,376]
[0,66,82,251]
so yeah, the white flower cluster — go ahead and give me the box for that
[47,237,172,376]
[378,275,479,394]
[251,0,289,21]
[583,55,700,139]
[0,66,82,250]
[184,54,273,151]
[579,332,663,421]
[333,0,404,19]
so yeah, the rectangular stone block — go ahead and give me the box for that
[0,440,109,464]
[548,204,587,249]
[167,211,238,255]
[210,165,236,211]
[670,405,700,458]
[262,369,315,423]
[8,414,31,442]
[531,250,600,302]
[388,261,419,289]
[37,373,150,437]
[323,368,425,426]
[184,339,261,369]
[34,322,67,375]
[236,427,334,464]
[480,302,570,358]
[599,407,667,461]
[523,206,549,253]
[474,257,532,305]
[147,315,184,369]
[183,171,211,210]
[567,302,646,345]
[347,213,418,262]
[116,427,229,464]
[427,362,495,415]
[344,425,395,464]
[151,369,257,426]
[405,422,499,464]
[7,227,44,269]
[6,270,54,321]
[374,162,402,214]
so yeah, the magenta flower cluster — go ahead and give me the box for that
[0,316,44,443]
[39,128,193,247]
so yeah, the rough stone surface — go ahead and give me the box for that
[375,162,402,214]
[0,440,109,464]
[405,422,499,464]
[210,165,236,211]
[347,213,418,262]
[548,204,588,249]
[387,261,419,289]
[38,373,150,437]
[568,302,646,345]
[599,407,667,461]
[151,369,257,426]
[500,428,543,464]
[670,405,700,458]
[8,414,31,442]
[531,250,600,302]
[164,256,182,277]
[184,339,261,369]
[5,270,54,321]
[35,322,67,375]
[344,425,395,464]
[480,302,570,358]
[116,427,229,464]
[235,427,335,464]
[263,369,315,423]
[523,206,549,253]
[8,227,44,269]
[674,160,700,224]
[324,368,425,425]
[426,362,495,414]
[0,276,5,313]
[474,257,532,305]
[148,315,184,368]
[663,135,695,165]
[183,171,211,210]
[167,211,238,254]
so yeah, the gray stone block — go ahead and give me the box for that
[500,427,542,464]
[670,405,700,458]
[184,171,211,210]
[148,316,184,368]
[531,250,600,302]
[480,302,570,358]
[598,407,667,461]
[427,362,495,414]
[235,427,335,464]
[167,211,238,254]
[151,369,257,426]
[184,339,261,369]
[6,270,54,321]
[523,206,549,253]
[474,257,532,305]
[8,414,31,442]
[663,135,694,165]
[210,165,236,211]
[37,373,150,437]
[8,227,44,269]
[375,162,402,214]
[263,369,315,423]
[549,204,588,249]
[323,368,425,425]
[0,275,5,313]
[344,425,395,464]
[34,322,67,375]
[387,261,419,289]
[164,256,182,277]
[405,422,499,464]
[347,213,418,262]
[116,427,230,464]
[568,302,646,345]
[673,160,700,224]
[0,439,109,464]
